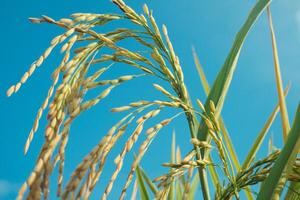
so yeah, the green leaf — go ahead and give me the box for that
[168,131,176,200]
[267,7,290,141]
[194,1,272,199]
[196,0,272,154]
[242,86,289,170]
[257,104,300,200]
[267,7,294,198]
[192,48,210,95]
[207,156,220,190]
[136,165,150,200]
[192,48,240,189]
[189,174,200,199]
[138,166,158,195]
[193,48,253,200]
[175,180,183,199]
[176,147,187,189]
[192,48,241,172]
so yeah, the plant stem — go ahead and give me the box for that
[187,113,211,200]
[180,86,211,200]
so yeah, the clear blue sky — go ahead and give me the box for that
[1,0,300,199]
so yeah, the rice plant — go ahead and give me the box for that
[7,0,300,199]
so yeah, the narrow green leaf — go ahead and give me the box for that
[267,7,295,199]
[176,147,187,188]
[267,7,290,141]
[139,167,158,195]
[207,155,220,189]
[243,104,279,170]
[192,48,241,172]
[189,174,200,200]
[257,104,300,200]
[136,165,150,200]
[192,47,210,94]
[242,86,289,170]
[195,1,272,198]
[193,48,253,200]
[176,180,183,199]
[196,0,272,154]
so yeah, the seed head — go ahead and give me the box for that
[111,106,131,112]
[143,4,149,15]
[209,100,216,113]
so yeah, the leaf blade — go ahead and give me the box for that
[138,166,158,195]
[257,104,300,200]
[267,7,290,141]
[242,86,289,170]
[136,165,150,200]
[192,48,241,172]
[188,174,200,200]
[196,0,272,151]
[193,49,253,199]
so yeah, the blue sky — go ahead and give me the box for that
[1,0,300,199]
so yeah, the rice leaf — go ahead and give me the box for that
[192,48,238,199]
[189,174,200,199]
[267,7,294,198]
[242,86,289,170]
[136,165,150,200]
[176,147,187,188]
[196,0,272,153]
[192,48,241,171]
[193,47,253,200]
[138,166,158,195]
[196,1,272,198]
[192,48,210,95]
[267,7,290,142]
[207,156,220,190]
[176,180,183,199]
[257,104,300,200]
